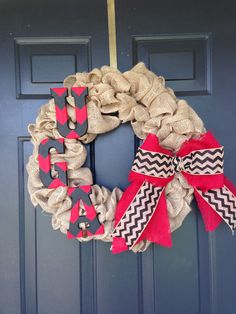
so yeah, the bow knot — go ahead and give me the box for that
[172,156,184,173]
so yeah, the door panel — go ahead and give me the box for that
[116,1,236,314]
[133,33,211,96]
[0,1,236,314]
[0,1,109,314]
[15,37,91,99]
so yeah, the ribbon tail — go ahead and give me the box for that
[111,181,172,254]
[194,177,236,232]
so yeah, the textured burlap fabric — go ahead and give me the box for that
[27,62,205,252]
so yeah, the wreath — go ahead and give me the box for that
[27,62,236,254]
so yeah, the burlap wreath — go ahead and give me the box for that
[27,62,205,252]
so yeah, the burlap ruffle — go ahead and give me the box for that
[27,62,205,252]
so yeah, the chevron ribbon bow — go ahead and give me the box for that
[111,132,236,254]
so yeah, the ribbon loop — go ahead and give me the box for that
[182,147,224,175]
[131,146,224,178]
[131,148,174,178]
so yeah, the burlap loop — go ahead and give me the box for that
[90,83,120,113]
[27,62,205,251]
[87,101,120,134]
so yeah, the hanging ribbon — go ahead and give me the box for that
[112,132,236,254]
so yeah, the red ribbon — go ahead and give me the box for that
[112,132,236,254]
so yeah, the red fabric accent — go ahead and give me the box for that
[177,131,221,157]
[194,189,222,231]
[112,237,129,254]
[182,172,224,190]
[129,171,174,187]
[141,133,173,156]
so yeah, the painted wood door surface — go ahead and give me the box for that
[0,1,236,314]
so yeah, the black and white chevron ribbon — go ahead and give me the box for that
[196,186,236,231]
[184,147,224,175]
[131,146,224,178]
[113,182,164,248]
[131,149,174,178]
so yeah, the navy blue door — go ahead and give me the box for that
[0,1,236,314]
